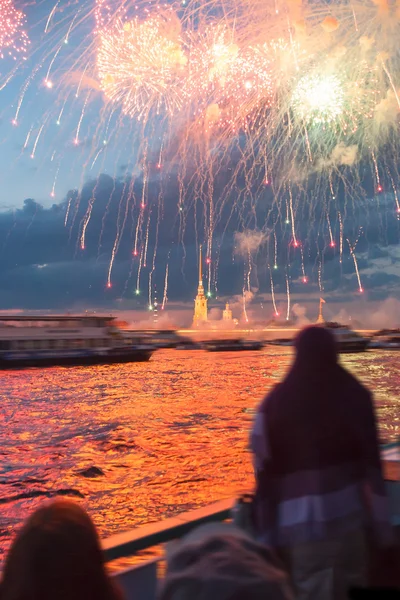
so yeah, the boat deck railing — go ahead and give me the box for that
[103,498,236,600]
[104,444,399,600]
[103,498,234,562]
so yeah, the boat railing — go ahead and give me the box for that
[103,497,234,561]
[104,498,235,600]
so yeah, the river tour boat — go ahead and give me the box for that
[0,315,154,369]
[203,339,264,352]
[265,323,369,353]
[370,329,400,350]
[265,338,293,347]
[322,322,369,353]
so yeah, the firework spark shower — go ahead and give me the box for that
[1,0,400,312]
[0,0,29,60]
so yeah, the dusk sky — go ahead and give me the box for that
[1,1,110,205]
[0,0,399,322]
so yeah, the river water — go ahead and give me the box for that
[0,347,399,564]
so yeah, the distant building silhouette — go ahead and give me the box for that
[193,245,208,327]
[222,302,232,322]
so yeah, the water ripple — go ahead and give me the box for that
[0,348,398,564]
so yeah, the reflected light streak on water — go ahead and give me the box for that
[0,347,398,564]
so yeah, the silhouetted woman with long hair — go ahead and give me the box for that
[251,326,393,600]
[0,499,123,600]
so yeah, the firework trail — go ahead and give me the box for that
[136,246,144,296]
[273,231,278,269]
[143,209,151,268]
[13,61,42,125]
[45,1,60,34]
[288,187,297,246]
[269,266,279,317]
[30,124,45,160]
[161,260,169,310]
[107,190,130,288]
[23,125,33,150]
[285,271,291,321]
[50,164,60,198]
[80,196,95,251]
[56,98,68,125]
[242,287,249,323]
[64,197,73,227]
[347,229,364,293]
[3,0,400,304]
[318,259,323,293]
[326,211,334,247]
[339,212,344,264]
[388,169,400,214]
[300,246,307,283]
[45,45,63,88]
[75,92,90,145]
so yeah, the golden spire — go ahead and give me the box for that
[193,244,208,326]
[317,297,326,324]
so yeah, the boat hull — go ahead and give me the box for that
[336,340,369,353]
[205,343,264,352]
[370,341,400,350]
[376,346,400,350]
[265,339,369,353]
[0,349,153,370]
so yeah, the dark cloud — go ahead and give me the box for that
[0,170,398,313]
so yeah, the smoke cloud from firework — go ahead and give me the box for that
[234,230,268,256]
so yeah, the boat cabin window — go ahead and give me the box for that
[0,316,114,331]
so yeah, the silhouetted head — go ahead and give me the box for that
[160,523,293,600]
[0,500,122,600]
[294,326,337,370]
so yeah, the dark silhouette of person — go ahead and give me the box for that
[159,522,293,600]
[0,499,123,600]
[251,326,393,600]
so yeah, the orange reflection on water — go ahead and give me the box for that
[0,347,398,565]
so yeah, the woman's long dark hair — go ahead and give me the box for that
[0,500,123,600]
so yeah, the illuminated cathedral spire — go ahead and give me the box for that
[193,245,208,327]
[316,297,326,324]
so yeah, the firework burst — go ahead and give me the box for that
[97,10,187,119]
[0,0,29,60]
[2,0,400,303]
[292,73,345,126]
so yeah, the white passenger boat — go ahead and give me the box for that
[321,322,369,353]
[0,315,153,369]
[370,329,400,350]
[266,323,369,353]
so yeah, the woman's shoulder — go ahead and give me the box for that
[258,384,282,413]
